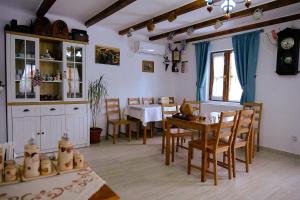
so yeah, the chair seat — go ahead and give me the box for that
[108,119,130,125]
[189,139,230,152]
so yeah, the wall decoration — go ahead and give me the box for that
[168,42,186,72]
[95,45,120,65]
[276,28,300,75]
[142,60,154,73]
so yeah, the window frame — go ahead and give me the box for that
[209,50,240,102]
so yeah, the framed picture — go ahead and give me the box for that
[95,45,120,65]
[142,60,154,73]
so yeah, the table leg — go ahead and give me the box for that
[143,125,147,144]
[201,126,208,182]
[165,121,171,166]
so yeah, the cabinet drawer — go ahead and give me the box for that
[41,105,65,116]
[65,104,87,115]
[12,106,41,117]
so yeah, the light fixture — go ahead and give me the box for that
[146,19,155,32]
[214,20,223,29]
[186,27,195,36]
[168,11,177,22]
[253,8,263,20]
[127,28,134,37]
[167,32,175,41]
[205,0,252,18]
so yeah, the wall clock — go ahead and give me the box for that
[276,28,300,75]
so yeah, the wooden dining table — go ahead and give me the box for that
[165,112,221,182]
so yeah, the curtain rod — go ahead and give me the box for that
[191,29,264,45]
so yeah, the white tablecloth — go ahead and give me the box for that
[124,104,177,126]
[0,167,105,200]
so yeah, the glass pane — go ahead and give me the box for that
[26,40,35,59]
[75,63,82,82]
[229,52,242,102]
[66,46,74,62]
[16,81,25,99]
[75,47,82,63]
[25,61,36,99]
[15,39,25,58]
[75,82,82,98]
[211,52,224,100]
[15,59,25,81]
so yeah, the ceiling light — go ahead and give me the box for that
[205,0,252,18]
[253,8,263,20]
[168,11,177,22]
[187,27,195,36]
[127,28,134,37]
[167,32,175,41]
[147,19,155,32]
[214,20,223,29]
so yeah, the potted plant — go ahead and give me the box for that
[88,75,108,143]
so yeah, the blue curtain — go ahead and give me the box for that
[195,41,210,101]
[232,31,260,103]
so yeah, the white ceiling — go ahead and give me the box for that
[0,0,299,41]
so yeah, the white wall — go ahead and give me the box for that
[175,20,300,155]
[0,5,176,142]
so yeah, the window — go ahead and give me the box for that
[209,50,242,102]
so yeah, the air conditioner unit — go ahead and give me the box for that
[135,41,165,56]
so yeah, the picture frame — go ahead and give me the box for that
[95,45,120,65]
[142,60,154,73]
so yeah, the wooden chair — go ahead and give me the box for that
[228,109,255,178]
[243,102,263,152]
[159,97,176,104]
[188,111,238,186]
[161,103,194,162]
[142,97,155,105]
[105,98,131,144]
[169,97,176,104]
[142,97,155,137]
[127,98,141,139]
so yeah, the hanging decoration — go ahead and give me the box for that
[168,41,187,72]
[163,56,170,71]
[32,69,43,87]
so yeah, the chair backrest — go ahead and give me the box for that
[168,97,176,104]
[161,103,178,130]
[243,102,263,131]
[234,109,255,144]
[159,96,176,104]
[105,98,121,121]
[183,99,201,115]
[128,98,141,105]
[213,111,238,150]
[142,97,155,105]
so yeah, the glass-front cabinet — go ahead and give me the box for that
[64,43,85,101]
[11,35,39,102]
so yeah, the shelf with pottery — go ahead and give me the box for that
[6,32,89,157]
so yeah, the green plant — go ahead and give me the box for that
[88,75,108,128]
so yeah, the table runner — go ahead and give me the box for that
[0,167,105,200]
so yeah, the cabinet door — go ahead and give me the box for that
[40,115,65,152]
[63,43,85,101]
[12,117,40,155]
[65,114,88,146]
[11,35,39,102]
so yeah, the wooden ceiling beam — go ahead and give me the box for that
[150,0,300,41]
[118,0,222,35]
[177,13,300,43]
[36,0,56,17]
[85,0,136,28]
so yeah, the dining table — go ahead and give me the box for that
[124,104,177,144]
[0,167,119,200]
[165,112,221,182]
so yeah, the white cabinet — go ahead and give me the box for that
[66,114,88,147]
[12,116,40,155]
[40,115,65,152]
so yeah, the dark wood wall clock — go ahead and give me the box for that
[276,28,300,75]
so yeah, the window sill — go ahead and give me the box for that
[203,101,242,107]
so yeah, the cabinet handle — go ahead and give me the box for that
[50,108,56,111]
[23,109,30,112]
[37,132,40,135]
[73,107,79,110]
[41,132,45,135]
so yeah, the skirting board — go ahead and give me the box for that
[260,146,300,159]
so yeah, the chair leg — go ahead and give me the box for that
[136,121,140,140]
[176,137,179,152]
[161,132,165,154]
[257,131,260,152]
[213,153,218,186]
[128,124,131,142]
[172,136,175,162]
[191,134,194,159]
[245,145,249,173]
[150,122,154,138]
[223,152,226,163]
[117,125,120,138]
[232,148,236,178]
[106,122,109,139]
[188,145,192,175]
[112,125,116,144]
[227,149,232,180]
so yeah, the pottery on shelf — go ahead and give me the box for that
[4,160,17,182]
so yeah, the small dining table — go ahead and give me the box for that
[124,104,177,144]
[165,112,221,182]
